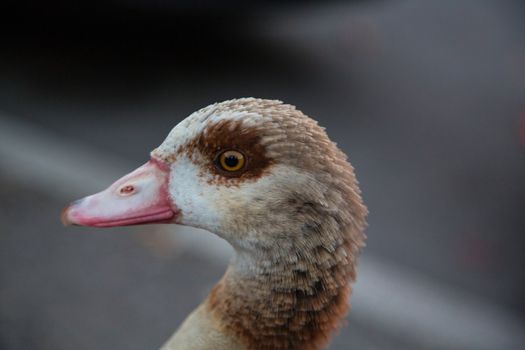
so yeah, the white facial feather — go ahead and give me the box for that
[168,155,222,233]
[169,152,317,244]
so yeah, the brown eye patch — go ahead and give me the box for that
[192,119,273,181]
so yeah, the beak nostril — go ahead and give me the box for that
[119,185,135,196]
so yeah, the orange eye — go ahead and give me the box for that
[217,150,245,172]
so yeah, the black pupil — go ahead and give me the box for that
[224,155,239,168]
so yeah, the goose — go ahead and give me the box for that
[61,98,367,350]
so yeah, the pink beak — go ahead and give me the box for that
[61,158,177,227]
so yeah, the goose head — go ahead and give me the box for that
[63,97,366,263]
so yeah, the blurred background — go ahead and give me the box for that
[1,0,524,349]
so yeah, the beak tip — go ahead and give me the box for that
[60,206,74,226]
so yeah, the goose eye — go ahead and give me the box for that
[217,150,245,172]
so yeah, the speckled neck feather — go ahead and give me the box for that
[207,234,358,350]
